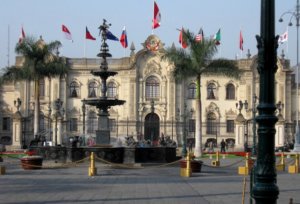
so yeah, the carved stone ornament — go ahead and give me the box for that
[143,35,164,52]
[206,102,221,117]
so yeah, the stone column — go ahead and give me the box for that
[275,114,285,147]
[12,111,22,149]
[235,113,245,150]
[57,116,63,145]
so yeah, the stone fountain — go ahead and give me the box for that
[83,19,125,145]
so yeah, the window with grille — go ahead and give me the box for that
[39,79,45,97]
[2,117,10,131]
[226,120,235,133]
[188,83,196,99]
[207,83,216,99]
[189,119,195,132]
[206,113,217,134]
[146,76,160,99]
[69,118,78,132]
[107,82,117,98]
[226,83,235,100]
[70,81,79,98]
[88,81,97,98]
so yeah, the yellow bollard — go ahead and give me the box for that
[0,165,6,175]
[88,152,97,176]
[180,152,192,177]
[288,154,300,174]
[276,152,285,172]
[211,151,220,167]
[238,152,252,175]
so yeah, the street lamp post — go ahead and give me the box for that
[252,0,279,202]
[279,0,300,150]
[177,104,193,157]
[244,95,258,156]
[126,117,129,137]
[236,100,249,151]
[54,98,63,146]
[82,99,86,136]
[48,105,52,142]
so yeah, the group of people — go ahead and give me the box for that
[202,139,228,153]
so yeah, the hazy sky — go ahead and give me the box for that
[0,0,296,69]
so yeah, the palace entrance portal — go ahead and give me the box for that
[144,113,160,143]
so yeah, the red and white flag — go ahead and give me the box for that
[152,1,161,29]
[18,27,25,43]
[62,24,73,41]
[239,30,244,51]
[278,30,288,44]
[179,28,187,49]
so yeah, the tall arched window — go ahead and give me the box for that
[107,82,117,98]
[226,83,235,100]
[206,112,217,134]
[70,81,79,98]
[88,81,97,98]
[207,83,216,99]
[146,76,160,100]
[188,83,196,99]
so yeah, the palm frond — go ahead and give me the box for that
[2,36,69,83]
[205,58,241,79]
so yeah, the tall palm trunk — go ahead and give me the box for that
[33,79,40,137]
[194,74,203,157]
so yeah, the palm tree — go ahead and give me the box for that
[165,30,240,157]
[0,36,69,138]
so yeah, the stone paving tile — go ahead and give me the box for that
[0,157,299,203]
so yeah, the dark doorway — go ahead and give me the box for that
[144,113,160,144]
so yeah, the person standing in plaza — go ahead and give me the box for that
[220,139,226,153]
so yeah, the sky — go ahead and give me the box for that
[0,0,296,69]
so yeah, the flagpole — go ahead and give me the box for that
[286,26,289,57]
[84,38,86,58]
[7,25,10,67]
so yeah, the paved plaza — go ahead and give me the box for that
[0,156,299,204]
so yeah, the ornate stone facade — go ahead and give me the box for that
[0,35,295,150]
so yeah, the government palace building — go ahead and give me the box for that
[0,35,295,150]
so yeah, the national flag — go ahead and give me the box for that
[152,1,161,29]
[239,30,244,51]
[278,30,288,44]
[179,28,188,49]
[18,27,25,43]
[195,28,204,42]
[106,30,119,41]
[214,28,221,45]
[62,24,72,41]
[120,26,128,48]
[86,26,96,40]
